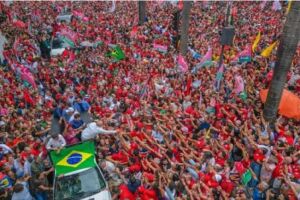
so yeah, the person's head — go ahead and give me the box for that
[51,132,59,140]
[74,113,81,120]
[66,107,74,114]
[129,174,136,183]
[257,181,268,191]
[100,160,107,169]
[76,97,81,102]
[13,183,24,194]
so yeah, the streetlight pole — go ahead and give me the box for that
[263,1,300,122]
[179,1,192,55]
[218,2,231,67]
[216,2,233,90]
[138,1,146,25]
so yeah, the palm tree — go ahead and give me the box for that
[179,1,192,55]
[263,1,300,122]
[138,1,146,25]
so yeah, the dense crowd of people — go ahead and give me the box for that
[0,1,299,200]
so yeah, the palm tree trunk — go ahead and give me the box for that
[179,1,192,55]
[138,1,146,25]
[263,1,300,122]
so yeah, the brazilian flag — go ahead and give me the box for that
[241,169,252,185]
[49,141,97,176]
[109,46,125,61]
[61,36,75,48]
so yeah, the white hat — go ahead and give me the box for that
[214,174,222,182]
[66,107,75,113]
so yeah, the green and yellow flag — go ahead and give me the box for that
[109,46,125,61]
[252,32,261,52]
[261,41,278,58]
[286,0,292,15]
[49,141,96,176]
[241,169,252,185]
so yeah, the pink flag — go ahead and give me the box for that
[19,66,37,88]
[199,47,212,65]
[178,0,183,10]
[153,43,168,53]
[234,75,244,94]
[260,0,267,9]
[232,45,251,62]
[72,10,85,19]
[178,55,188,73]
[82,17,89,22]
[60,27,78,43]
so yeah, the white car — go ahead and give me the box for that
[50,37,71,56]
[56,14,73,24]
[54,166,112,200]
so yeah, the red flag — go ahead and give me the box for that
[185,76,192,96]
[13,20,26,29]
[67,51,76,64]
[178,0,183,10]
[23,90,34,105]
[232,6,238,18]
[130,26,138,38]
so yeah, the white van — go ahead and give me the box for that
[56,14,73,24]
[53,166,112,200]
[50,36,71,56]
[49,141,112,200]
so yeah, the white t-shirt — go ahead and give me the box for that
[46,134,66,150]
[11,182,33,200]
[81,122,117,141]
[103,161,118,180]
[0,144,13,154]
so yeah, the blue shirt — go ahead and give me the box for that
[248,162,262,188]
[73,100,90,113]
[127,179,141,193]
[62,110,72,122]
[70,119,84,129]
[53,107,63,119]
[253,187,265,200]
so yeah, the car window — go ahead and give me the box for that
[54,167,106,200]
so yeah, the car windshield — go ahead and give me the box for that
[52,38,63,49]
[54,167,106,200]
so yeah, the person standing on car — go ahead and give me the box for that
[38,33,51,59]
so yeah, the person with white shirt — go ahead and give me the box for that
[81,121,117,141]
[11,182,33,200]
[0,144,13,155]
[46,133,66,151]
[100,160,120,181]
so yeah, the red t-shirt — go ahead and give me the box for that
[111,151,129,164]
[130,131,146,141]
[220,178,234,194]
[203,173,219,188]
[137,186,158,200]
[119,184,136,200]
